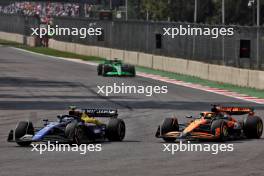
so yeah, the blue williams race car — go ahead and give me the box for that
[7,107,126,146]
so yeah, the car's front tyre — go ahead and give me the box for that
[97,64,103,75]
[14,121,34,147]
[156,118,179,142]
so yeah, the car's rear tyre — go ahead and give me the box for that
[15,121,34,147]
[128,65,136,77]
[97,64,103,75]
[211,120,228,141]
[106,118,126,141]
[157,118,179,142]
[243,116,263,139]
[74,125,86,145]
[65,121,78,142]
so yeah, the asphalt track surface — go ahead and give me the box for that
[0,46,263,176]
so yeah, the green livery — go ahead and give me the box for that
[97,59,136,77]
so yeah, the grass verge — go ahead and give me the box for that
[1,39,263,99]
[136,66,264,99]
[0,39,103,62]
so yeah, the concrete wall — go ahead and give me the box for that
[138,53,153,68]
[0,31,24,44]
[0,31,37,47]
[1,30,263,90]
[111,49,124,60]
[51,16,264,70]
[48,39,264,90]
[26,36,36,47]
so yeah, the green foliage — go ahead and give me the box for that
[127,0,143,20]
[140,0,264,25]
[142,0,169,20]
[141,0,217,22]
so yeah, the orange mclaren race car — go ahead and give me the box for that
[155,105,263,142]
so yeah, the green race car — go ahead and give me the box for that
[97,59,136,77]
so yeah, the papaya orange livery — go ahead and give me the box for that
[155,105,263,142]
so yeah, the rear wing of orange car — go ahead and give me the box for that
[211,105,254,115]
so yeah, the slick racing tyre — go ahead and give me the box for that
[128,65,136,77]
[97,64,103,75]
[243,116,263,139]
[157,118,179,142]
[15,121,34,147]
[106,118,126,141]
[211,120,229,142]
[65,121,78,142]
[74,125,86,145]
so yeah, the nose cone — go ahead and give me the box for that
[32,133,43,141]
[32,122,59,141]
